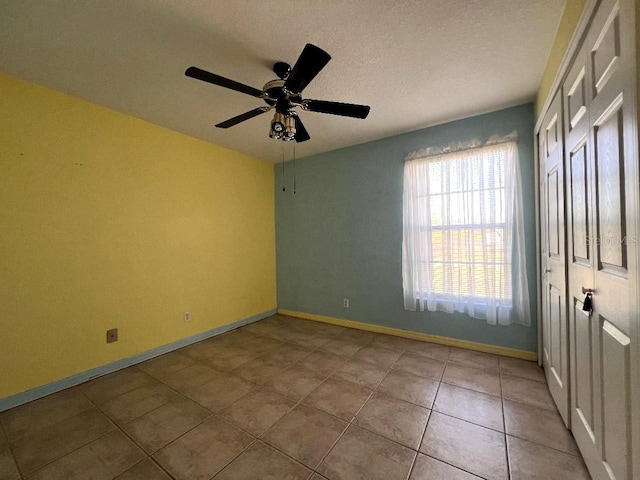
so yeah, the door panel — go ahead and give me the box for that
[572,300,595,442]
[594,100,627,277]
[548,284,566,388]
[600,318,631,479]
[569,140,590,265]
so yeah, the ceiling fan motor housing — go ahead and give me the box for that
[273,61,291,80]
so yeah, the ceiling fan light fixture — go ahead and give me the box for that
[271,111,286,133]
[283,115,296,141]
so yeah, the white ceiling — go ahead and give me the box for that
[0,1,565,163]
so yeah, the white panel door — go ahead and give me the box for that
[539,90,570,425]
[567,0,639,478]
[564,38,595,441]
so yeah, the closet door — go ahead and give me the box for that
[564,38,596,454]
[539,91,570,425]
[569,0,638,477]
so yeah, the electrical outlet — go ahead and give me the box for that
[106,328,118,343]
[183,311,191,322]
[343,298,350,308]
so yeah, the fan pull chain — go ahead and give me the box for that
[281,141,286,192]
[293,142,297,194]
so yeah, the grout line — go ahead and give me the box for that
[1,423,26,480]
[78,388,182,479]
[499,362,512,480]
[418,453,486,479]
[405,358,447,480]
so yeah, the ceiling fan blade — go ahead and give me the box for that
[185,66,264,98]
[215,107,271,129]
[303,100,371,119]
[284,44,331,95]
[293,114,310,142]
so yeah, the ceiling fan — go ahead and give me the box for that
[185,43,371,143]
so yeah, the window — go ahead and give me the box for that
[402,134,530,326]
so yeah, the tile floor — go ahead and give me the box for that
[0,315,591,480]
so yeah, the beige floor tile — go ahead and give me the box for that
[122,397,211,454]
[507,436,590,480]
[499,357,545,382]
[99,381,181,424]
[260,314,297,329]
[1,388,93,442]
[260,343,313,366]
[503,400,579,455]
[154,416,253,480]
[157,363,221,392]
[0,443,20,480]
[237,336,283,355]
[433,383,504,431]
[303,378,372,421]
[351,345,402,368]
[337,328,377,345]
[263,404,347,469]
[12,407,115,475]
[441,362,501,396]
[288,331,332,349]
[230,356,288,385]
[203,347,259,372]
[333,359,387,389]
[242,320,281,336]
[448,348,499,372]
[369,334,413,352]
[355,392,430,449]
[219,330,264,348]
[182,373,254,412]
[263,327,300,343]
[219,387,296,436]
[410,453,481,479]
[290,321,326,334]
[393,353,446,380]
[310,475,328,480]
[267,367,326,400]
[294,350,345,377]
[179,342,219,361]
[404,341,451,361]
[420,412,507,480]
[320,338,363,358]
[81,368,155,403]
[501,375,556,411]
[318,425,415,480]
[376,370,439,408]
[306,322,346,338]
[214,440,312,480]
[28,430,145,480]
[138,352,195,378]
[115,458,172,479]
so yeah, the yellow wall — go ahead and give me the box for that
[0,73,276,399]
[536,0,587,118]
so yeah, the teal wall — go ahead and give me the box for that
[275,103,537,352]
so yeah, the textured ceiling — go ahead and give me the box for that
[0,1,565,163]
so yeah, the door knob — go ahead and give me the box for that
[544,269,551,273]
[581,287,595,294]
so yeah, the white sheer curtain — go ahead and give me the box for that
[402,133,530,326]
